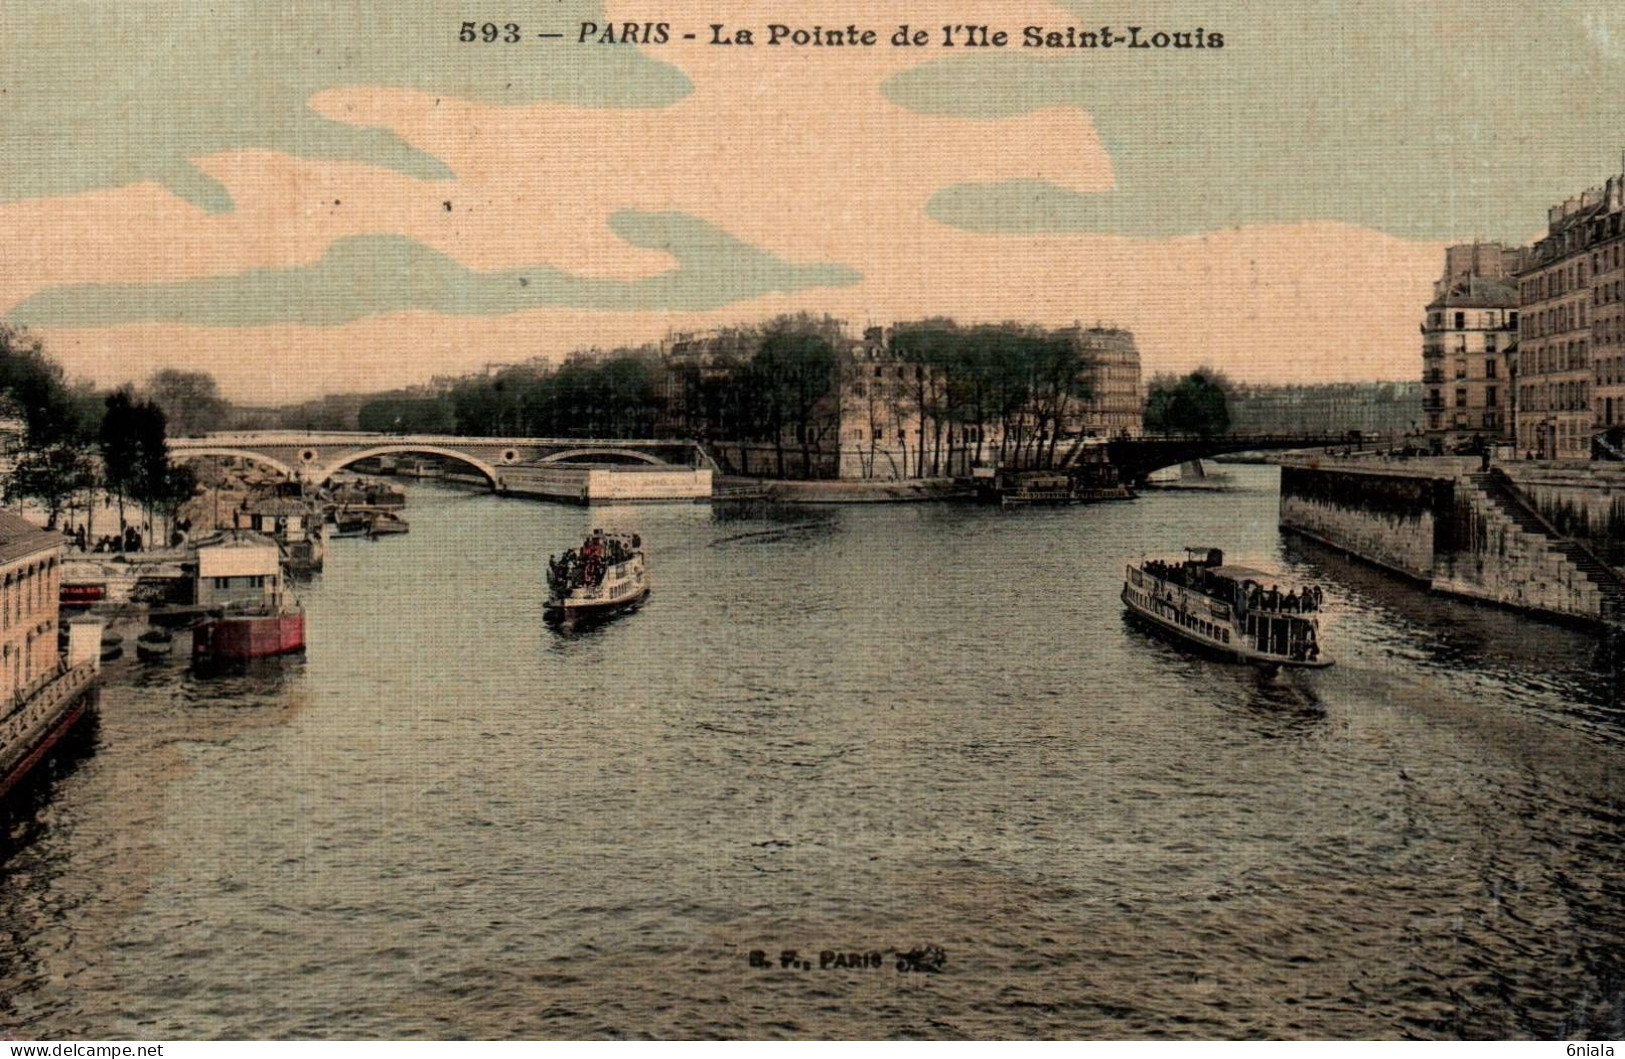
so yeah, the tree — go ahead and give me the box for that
[100,389,172,533]
[0,324,80,446]
[0,326,102,525]
[7,445,95,528]
[1144,369,1232,437]
[146,369,229,436]
[358,395,456,434]
[754,328,837,478]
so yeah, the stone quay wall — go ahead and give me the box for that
[1279,458,1623,624]
[1278,464,1450,581]
[500,466,712,504]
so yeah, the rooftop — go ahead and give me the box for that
[0,509,62,567]
[1428,275,1518,310]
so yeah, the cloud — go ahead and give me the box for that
[0,1,690,212]
[885,0,1624,240]
[3,212,861,328]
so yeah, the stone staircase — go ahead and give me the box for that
[1460,470,1625,623]
[1594,431,1625,462]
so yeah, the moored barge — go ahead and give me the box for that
[1122,548,1331,668]
[189,534,306,664]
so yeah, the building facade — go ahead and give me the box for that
[0,510,64,705]
[1515,178,1625,459]
[1065,327,1143,438]
[1422,242,1521,453]
[195,535,287,611]
[1230,382,1424,438]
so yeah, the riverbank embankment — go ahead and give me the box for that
[1279,455,1625,626]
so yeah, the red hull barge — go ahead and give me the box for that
[192,612,306,663]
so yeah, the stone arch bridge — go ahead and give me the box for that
[169,432,712,490]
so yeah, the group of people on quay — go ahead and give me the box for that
[547,530,640,593]
[59,519,196,554]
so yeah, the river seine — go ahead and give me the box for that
[2,465,1622,1039]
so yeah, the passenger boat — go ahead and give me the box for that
[545,530,649,625]
[1121,548,1331,668]
[975,465,1133,506]
[328,509,372,538]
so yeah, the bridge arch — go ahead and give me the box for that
[318,444,501,486]
[169,447,301,481]
[1105,433,1370,481]
[539,448,668,466]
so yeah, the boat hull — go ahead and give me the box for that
[544,587,650,626]
[192,612,306,663]
[1121,582,1332,669]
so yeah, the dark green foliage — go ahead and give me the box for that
[0,324,84,446]
[7,444,95,527]
[752,327,837,478]
[146,369,229,435]
[888,320,1093,471]
[100,389,175,526]
[1145,369,1232,437]
[358,395,457,434]
[446,354,661,439]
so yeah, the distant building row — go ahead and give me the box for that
[1228,382,1423,438]
[1424,173,1625,459]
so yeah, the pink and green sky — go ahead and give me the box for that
[4,0,1620,402]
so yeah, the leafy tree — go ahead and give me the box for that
[890,321,1092,471]
[0,326,102,524]
[100,389,172,532]
[754,328,837,478]
[7,445,95,528]
[358,395,456,434]
[1145,369,1232,436]
[0,324,80,446]
[146,369,229,435]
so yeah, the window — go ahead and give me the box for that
[1486,386,1497,407]
[1486,359,1497,379]
[1455,388,1467,408]
[214,577,229,589]
[1455,311,1465,330]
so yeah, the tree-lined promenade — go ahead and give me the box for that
[0,315,1246,523]
[391,314,1107,478]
